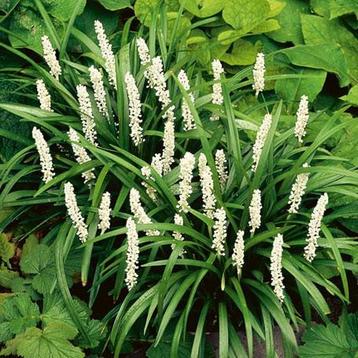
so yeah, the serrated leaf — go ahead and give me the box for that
[299,313,358,357]
[0,324,85,358]
[0,267,18,288]
[179,0,224,18]
[0,233,15,263]
[20,243,50,275]
[328,0,358,19]
[0,294,40,343]
[222,0,270,32]
[97,0,130,11]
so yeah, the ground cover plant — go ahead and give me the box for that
[0,1,357,357]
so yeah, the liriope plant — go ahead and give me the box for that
[0,7,357,358]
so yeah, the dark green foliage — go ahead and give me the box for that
[299,313,358,358]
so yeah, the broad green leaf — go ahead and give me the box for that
[0,323,85,358]
[328,0,358,19]
[283,44,349,85]
[179,0,224,18]
[8,3,63,54]
[222,0,270,32]
[275,68,326,102]
[220,39,260,65]
[0,233,15,263]
[251,19,280,33]
[267,0,286,17]
[43,0,86,21]
[97,0,131,11]
[73,1,118,45]
[301,15,358,85]
[268,0,309,44]
[340,85,358,106]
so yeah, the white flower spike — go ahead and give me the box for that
[36,79,52,112]
[125,72,144,146]
[64,182,88,243]
[178,69,196,131]
[288,163,310,214]
[89,66,109,119]
[304,193,329,262]
[76,85,98,146]
[212,207,227,256]
[125,217,139,291]
[32,127,55,183]
[252,113,272,172]
[94,20,117,89]
[211,59,224,121]
[177,152,196,213]
[270,234,285,303]
[294,95,309,143]
[98,192,111,234]
[252,52,265,96]
[215,149,228,189]
[198,153,216,219]
[232,230,245,275]
[249,189,262,234]
[41,35,61,80]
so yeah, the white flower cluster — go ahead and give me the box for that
[125,217,139,291]
[129,188,159,236]
[249,189,262,234]
[136,37,150,65]
[76,85,97,146]
[98,191,111,234]
[232,230,245,274]
[94,20,117,89]
[198,153,216,219]
[89,66,109,119]
[125,72,143,146]
[68,128,95,183]
[270,234,285,302]
[32,127,55,183]
[252,113,272,172]
[178,69,195,131]
[162,119,175,174]
[294,95,309,143]
[141,153,163,201]
[304,193,329,262]
[41,35,61,80]
[64,182,88,243]
[211,59,224,120]
[252,52,265,96]
[212,207,227,256]
[172,214,185,256]
[215,149,228,189]
[288,163,310,214]
[177,152,196,213]
[36,79,52,112]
